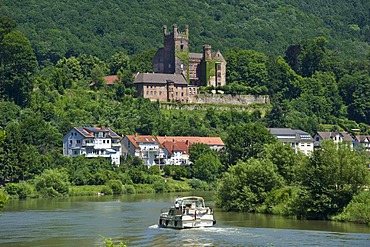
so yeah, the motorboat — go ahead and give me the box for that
[159,196,216,229]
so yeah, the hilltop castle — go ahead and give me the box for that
[134,24,227,103]
[152,24,227,87]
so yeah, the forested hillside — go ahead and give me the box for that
[1,0,369,64]
[1,1,370,223]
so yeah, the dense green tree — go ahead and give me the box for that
[109,51,130,75]
[0,29,37,106]
[266,56,302,100]
[0,121,25,182]
[189,143,212,164]
[285,37,330,78]
[223,123,276,166]
[296,141,370,219]
[226,49,268,87]
[193,152,222,183]
[216,158,284,212]
[338,72,370,124]
[260,142,308,185]
[55,56,82,88]
[0,16,16,41]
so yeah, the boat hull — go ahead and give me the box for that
[159,215,216,229]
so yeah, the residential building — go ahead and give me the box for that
[353,135,370,152]
[121,135,224,167]
[133,72,197,103]
[269,128,314,155]
[63,127,121,165]
[121,134,166,167]
[314,131,354,149]
[153,24,227,87]
[162,140,190,165]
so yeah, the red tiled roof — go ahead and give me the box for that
[157,136,224,146]
[125,134,159,149]
[104,75,119,85]
[162,141,189,155]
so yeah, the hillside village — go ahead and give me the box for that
[63,126,370,169]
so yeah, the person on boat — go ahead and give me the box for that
[175,198,180,209]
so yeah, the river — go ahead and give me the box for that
[0,192,369,247]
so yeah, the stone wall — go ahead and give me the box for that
[194,94,269,105]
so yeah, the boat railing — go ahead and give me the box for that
[160,208,170,214]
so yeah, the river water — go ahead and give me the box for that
[0,192,369,247]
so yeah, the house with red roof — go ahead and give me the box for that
[162,140,190,165]
[121,134,224,167]
[121,134,166,167]
[63,126,121,165]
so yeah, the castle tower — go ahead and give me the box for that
[153,24,189,79]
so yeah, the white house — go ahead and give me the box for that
[121,135,224,167]
[63,127,121,165]
[269,128,314,155]
[121,134,166,167]
[162,140,190,165]
[314,131,354,149]
[353,135,370,152]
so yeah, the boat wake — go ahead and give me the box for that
[148,224,160,229]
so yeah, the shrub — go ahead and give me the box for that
[4,183,19,197]
[332,190,370,225]
[152,180,169,193]
[34,169,70,197]
[101,185,113,195]
[148,165,161,175]
[188,178,211,191]
[123,185,136,194]
[17,183,37,199]
[5,183,37,199]
[119,173,133,185]
[106,180,123,195]
[0,190,9,208]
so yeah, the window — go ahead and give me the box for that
[77,140,81,144]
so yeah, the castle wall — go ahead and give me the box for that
[195,94,270,105]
